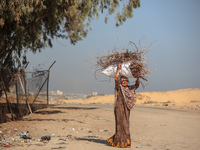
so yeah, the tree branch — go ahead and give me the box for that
[35,13,48,22]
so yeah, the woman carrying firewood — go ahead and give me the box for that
[107,64,140,148]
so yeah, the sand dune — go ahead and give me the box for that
[50,88,200,110]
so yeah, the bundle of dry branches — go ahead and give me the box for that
[92,41,151,82]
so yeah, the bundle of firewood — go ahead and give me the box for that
[92,41,151,81]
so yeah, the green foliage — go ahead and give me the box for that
[0,0,140,95]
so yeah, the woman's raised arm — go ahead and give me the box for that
[115,64,121,91]
[134,77,140,89]
[116,64,121,77]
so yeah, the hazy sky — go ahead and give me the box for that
[27,0,200,94]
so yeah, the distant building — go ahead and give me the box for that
[56,90,63,95]
[92,92,98,96]
[49,90,63,95]
[48,90,88,100]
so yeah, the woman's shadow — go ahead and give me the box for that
[76,136,109,146]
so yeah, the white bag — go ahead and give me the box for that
[101,62,134,78]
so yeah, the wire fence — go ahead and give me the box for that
[0,61,55,123]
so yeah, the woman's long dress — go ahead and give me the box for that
[107,76,139,148]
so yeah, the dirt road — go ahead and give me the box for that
[1,104,200,150]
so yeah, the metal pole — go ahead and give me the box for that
[32,77,48,103]
[47,71,49,105]
[48,61,56,70]
[32,61,56,104]
[23,72,32,114]
[18,74,32,114]
[46,61,56,105]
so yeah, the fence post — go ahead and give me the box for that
[18,74,32,114]
[46,61,56,105]
[32,77,48,103]
[47,71,49,105]
[31,61,56,105]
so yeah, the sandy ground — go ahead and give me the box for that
[0,88,200,150]
[0,104,200,150]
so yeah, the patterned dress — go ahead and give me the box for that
[107,75,139,148]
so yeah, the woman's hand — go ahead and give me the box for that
[117,64,122,70]
[116,64,121,76]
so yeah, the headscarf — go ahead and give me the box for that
[120,76,136,110]
[120,76,128,83]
